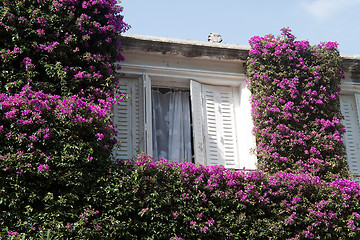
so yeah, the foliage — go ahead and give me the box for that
[1,5,358,238]
[246,28,349,180]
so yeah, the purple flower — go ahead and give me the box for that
[36,16,47,26]
[190,221,197,228]
[65,35,73,44]
[74,71,85,79]
[37,164,49,172]
[324,41,338,50]
[36,29,45,36]
[206,218,215,226]
[348,220,356,230]
[23,57,34,71]
[172,211,179,218]
[66,223,74,228]
[200,226,209,233]
[7,231,19,236]
[18,16,27,22]
[170,236,183,240]
[82,1,90,8]
[29,135,39,142]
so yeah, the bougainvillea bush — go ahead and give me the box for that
[246,28,349,180]
[68,154,360,239]
[0,0,128,238]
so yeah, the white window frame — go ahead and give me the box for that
[113,63,257,169]
[340,83,360,180]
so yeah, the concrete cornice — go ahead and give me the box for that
[120,33,250,61]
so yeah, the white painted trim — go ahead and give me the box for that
[237,81,257,169]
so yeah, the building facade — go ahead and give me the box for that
[114,33,360,179]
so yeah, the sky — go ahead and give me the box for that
[120,0,360,55]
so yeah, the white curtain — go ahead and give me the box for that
[152,89,192,163]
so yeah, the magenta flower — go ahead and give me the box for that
[36,29,45,35]
[172,211,179,218]
[190,221,197,228]
[324,41,338,50]
[7,231,19,236]
[36,16,47,26]
[96,133,104,140]
[200,226,209,233]
[37,164,49,172]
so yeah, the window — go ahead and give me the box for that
[151,88,192,163]
[340,93,360,178]
[113,74,256,169]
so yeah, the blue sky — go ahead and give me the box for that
[120,0,360,55]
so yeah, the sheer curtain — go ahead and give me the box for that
[152,89,192,163]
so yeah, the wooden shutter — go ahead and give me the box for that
[340,94,360,177]
[113,75,150,159]
[190,80,240,168]
[143,74,153,156]
[190,81,206,165]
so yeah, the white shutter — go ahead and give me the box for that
[190,80,240,168]
[203,85,222,166]
[113,78,132,159]
[356,94,360,124]
[190,80,206,165]
[340,94,360,177]
[113,76,149,159]
[141,74,153,156]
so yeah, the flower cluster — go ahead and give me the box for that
[246,28,348,180]
[0,0,129,97]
